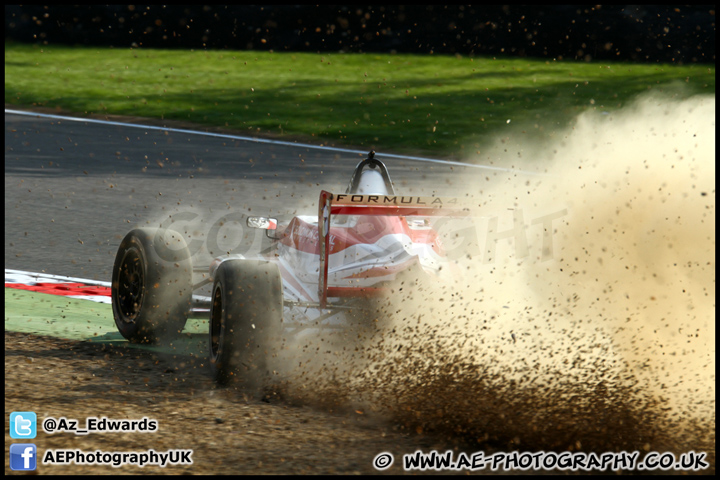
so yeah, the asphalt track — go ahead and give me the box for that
[5,109,512,283]
[5,109,525,345]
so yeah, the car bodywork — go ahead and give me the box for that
[111,151,471,383]
[208,152,468,329]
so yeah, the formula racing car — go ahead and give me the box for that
[111,152,471,385]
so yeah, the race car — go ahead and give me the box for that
[111,151,470,385]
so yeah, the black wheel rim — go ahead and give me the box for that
[210,284,223,360]
[117,247,145,322]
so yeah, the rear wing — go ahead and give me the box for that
[317,190,471,308]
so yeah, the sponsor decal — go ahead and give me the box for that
[333,194,457,206]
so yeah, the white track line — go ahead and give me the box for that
[5,269,212,306]
[5,108,547,176]
[5,268,111,287]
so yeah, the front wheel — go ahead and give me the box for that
[209,259,283,386]
[111,228,192,343]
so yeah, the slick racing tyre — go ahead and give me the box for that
[209,259,283,386]
[111,228,192,343]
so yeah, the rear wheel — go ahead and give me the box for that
[111,228,192,343]
[209,259,283,386]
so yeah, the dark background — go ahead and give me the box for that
[5,5,715,63]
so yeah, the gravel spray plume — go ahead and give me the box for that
[346,93,715,464]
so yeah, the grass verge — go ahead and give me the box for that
[5,42,715,159]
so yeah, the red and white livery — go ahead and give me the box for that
[110,152,471,385]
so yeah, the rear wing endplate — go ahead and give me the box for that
[317,190,472,308]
